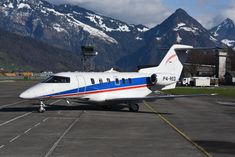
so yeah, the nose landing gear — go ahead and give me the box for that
[39,100,46,113]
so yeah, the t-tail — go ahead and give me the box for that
[139,44,193,90]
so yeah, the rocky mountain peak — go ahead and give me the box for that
[210,18,235,47]
[174,8,189,16]
[144,8,212,47]
[222,18,235,28]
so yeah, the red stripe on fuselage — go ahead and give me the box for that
[49,84,153,99]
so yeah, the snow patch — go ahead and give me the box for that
[53,24,66,33]
[67,14,118,44]
[46,8,65,16]
[174,23,199,34]
[156,37,161,41]
[41,9,46,14]
[137,27,149,32]
[7,3,14,8]
[86,13,130,32]
[118,25,130,32]
[86,13,113,32]
[73,11,82,15]
[221,39,235,47]
[213,25,221,36]
[17,3,31,9]
[177,23,186,27]
[176,33,182,43]
[86,14,98,24]
[135,36,143,40]
[210,36,217,42]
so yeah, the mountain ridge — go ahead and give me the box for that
[0,0,234,71]
[117,8,221,70]
[0,0,150,70]
[210,18,235,47]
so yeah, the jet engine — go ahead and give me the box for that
[150,74,158,84]
[150,73,177,86]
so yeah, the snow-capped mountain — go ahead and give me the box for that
[210,18,235,47]
[117,8,220,70]
[0,0,148,43]
[0,1,227,71]
[0,0,149,70]
[0,0,115,43]
[144,8,218,47]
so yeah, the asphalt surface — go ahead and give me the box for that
[0,81,235,157]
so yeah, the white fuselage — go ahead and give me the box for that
[20,71,159,102]
[20,44,193,103]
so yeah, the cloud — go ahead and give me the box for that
[196,12,224,29]
[47,0,232,29]
[186,0,229,28]
[222,1,235,22]
[48,0,171,27]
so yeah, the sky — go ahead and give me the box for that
[47,0,235,29]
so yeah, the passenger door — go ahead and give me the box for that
[77,76,86,92]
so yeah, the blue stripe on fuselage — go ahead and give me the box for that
[45,77,151,97]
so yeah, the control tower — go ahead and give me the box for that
[81,45,98,72]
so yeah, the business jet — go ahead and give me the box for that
[19,44,215,113]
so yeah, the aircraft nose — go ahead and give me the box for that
[19,91,29,99]
[19,90,35,99]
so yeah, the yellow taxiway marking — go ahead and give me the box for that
[143,101,213,157]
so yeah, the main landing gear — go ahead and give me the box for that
[128,104,139,112]
[38,100,46,113]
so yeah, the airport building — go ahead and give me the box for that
[182,49,235,85]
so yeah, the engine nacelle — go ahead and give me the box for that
[150,74,158,84]
[150,73,177,86]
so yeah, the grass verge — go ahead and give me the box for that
[164,86,235,97]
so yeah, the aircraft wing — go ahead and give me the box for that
[105,94,217,104]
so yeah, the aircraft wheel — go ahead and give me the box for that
[38,100,46,113]
[102,105,111,110]
[38,106,45,113]
[129,104,139,112]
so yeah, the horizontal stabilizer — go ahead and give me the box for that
[161,83,177,90]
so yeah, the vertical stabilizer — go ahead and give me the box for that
[156,44,193,78]
[138,44,193,90]
[139,44,192,78]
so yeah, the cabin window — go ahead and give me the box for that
[122,78,126,84]
[107,78,111,83]
[99,78,103,84]
[91,78,95,84]
[42,76,70,83]
[128,78,132,84]
[115,78,120,85]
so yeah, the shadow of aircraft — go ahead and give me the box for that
[194,140,235,155]
[0,102,173,115]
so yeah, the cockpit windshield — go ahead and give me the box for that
[42,76,70,83]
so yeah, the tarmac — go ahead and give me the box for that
[0,81,235,157]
